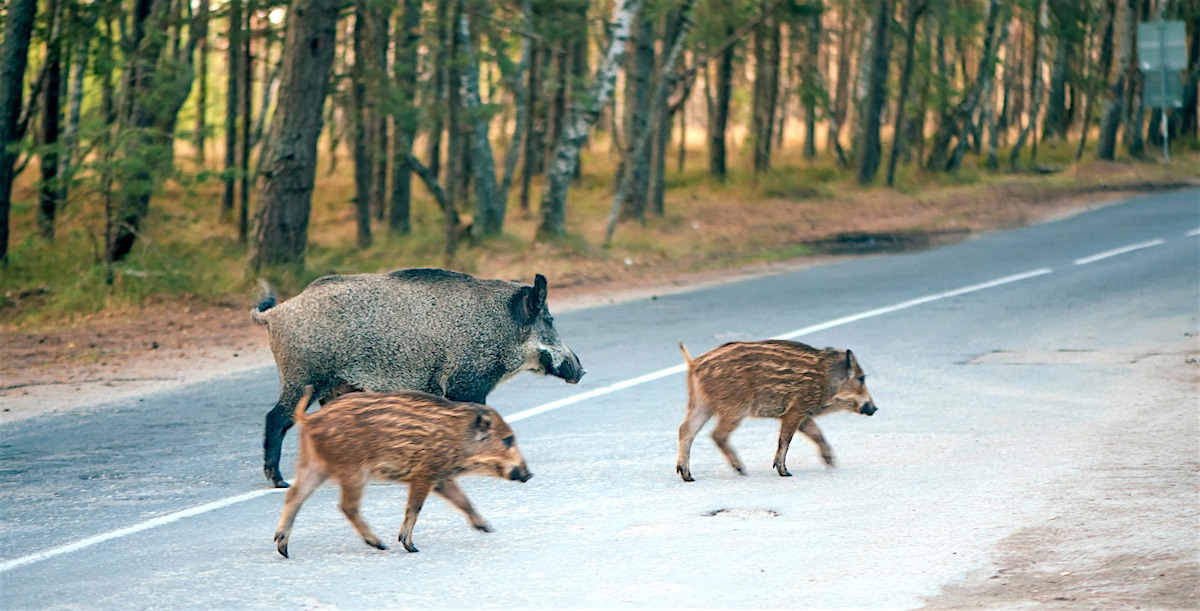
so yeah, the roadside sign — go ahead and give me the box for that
[1137,19,1188,162]
[1138,20,1188,71]
[1142,70,1184,109]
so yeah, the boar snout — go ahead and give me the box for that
[860,402,877,416]
[509,465,533,482]
[544,349,585,384]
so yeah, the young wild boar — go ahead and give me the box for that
[273,387,533,558]
[251,268,583,487]
[675,340,878,482]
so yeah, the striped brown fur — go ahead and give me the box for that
[273,388,532,557]
[676,339,877,482]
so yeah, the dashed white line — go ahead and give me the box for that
[1186,228,1200,237]
[1074,239,1166,265]
[0,266,1059,573]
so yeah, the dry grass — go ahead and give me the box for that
[3,134,1198,329]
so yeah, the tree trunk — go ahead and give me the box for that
[802,0,822,159]
[351,0,373,249]
[426,0,452,179]
[1011,0,1047,169]
[650,7,687,216]
[537,0,643,240]
[194,0,209,163]
[1097,0,1129,160]
[926,0,1004,172]
[498,0,533,210]
[109,0,197,262]
[519,43,540,211]
[239,0,255,244]
[751,7,781,174]
[1042,0,1076,142]
[370,4,389,223]
[617,10,655,221]
[0,0,38,261]
[1076,0,1114,159]
[223,0,242,220]
[59,4,96,208]
[887,0,925,186]
[249,0,342,272]
[38,0,64,240]
[606,0,695,243]
[1121,0,1144,158]
[708,20,734,181]
[389,0,422,234]
[856,0,893,185]
[461,11,502,239]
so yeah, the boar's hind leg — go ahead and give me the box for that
[711,416,748,476]
[773,409,808,477]
[676,397,714,482]
[799,418,836,467]
[337,473,386,551]
[273,463,328,558]
[435,479,492,532]
[264,382,337,487]
[398,482,433,552]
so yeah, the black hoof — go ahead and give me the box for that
[277,544,289,558]
[366,539,387,551]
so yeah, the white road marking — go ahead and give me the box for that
[0,489,280,573]
[507,268,1054,422]
[1074,239,1166,265]
[0,267,1056,573]
[1186,228,1200,237]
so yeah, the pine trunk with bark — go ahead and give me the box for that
[887,0,925,186]
[351,0,373,249]
[856,0,892,185]
[223,0,242,220]
[802,0,822,160]
[38,0,64,239]
[1011,0,1048,169]
[462,12,502,239]
[618,11,656,221]
[389,0,421,234]
[250,0,342,272]
[708,22,735,181]
[194,0,210,163]
[1097,0,1130,159]
[0,0,38,261]
[751,8,781,174]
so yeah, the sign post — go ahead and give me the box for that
[1137,20,1187,162]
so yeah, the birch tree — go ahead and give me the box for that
[536,0,643,240]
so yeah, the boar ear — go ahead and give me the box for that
[510,274,548,326]
[844,350,855,374]
[472,410,493,440]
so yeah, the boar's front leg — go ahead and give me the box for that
[398,481,433,552]
[434,479,492,532]
[773,409,808,477]
[799,417,836,467]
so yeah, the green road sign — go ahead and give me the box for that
[1138,20,1188,71]
[1142,70,1184,109]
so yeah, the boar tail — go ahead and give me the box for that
[292,386,315,425]
[250,279,278,325]
[678,341,694,367]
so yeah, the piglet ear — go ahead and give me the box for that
[472,410,493,440]
[844,350,854,373]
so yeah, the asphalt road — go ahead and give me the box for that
[2,189,1197,610]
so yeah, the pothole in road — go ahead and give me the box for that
[704,508,780,519]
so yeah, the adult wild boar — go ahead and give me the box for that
[251,268,584,487]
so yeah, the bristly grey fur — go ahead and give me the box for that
[251,267,584,487]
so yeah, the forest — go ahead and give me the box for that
[1,0,1198,320]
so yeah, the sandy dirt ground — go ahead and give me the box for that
[922,337,1200,610]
